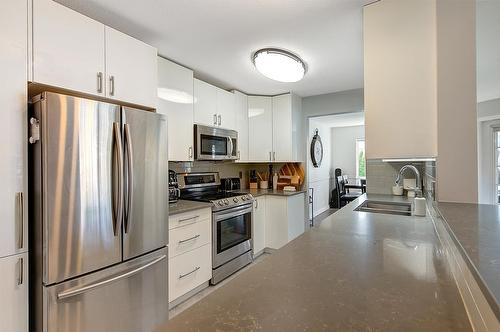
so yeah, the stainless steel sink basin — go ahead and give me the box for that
[354,200,412,216]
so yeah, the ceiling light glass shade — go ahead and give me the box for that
[253,48,306,83]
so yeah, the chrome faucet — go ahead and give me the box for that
[395,165,422,197]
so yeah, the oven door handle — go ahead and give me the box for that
[213,204,253,222]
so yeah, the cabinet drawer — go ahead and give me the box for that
[169,244,211,302]
[169,208,211,230]
[169,219,211,258]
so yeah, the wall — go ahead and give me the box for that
[478,98,500,121]
[307,118,332,217]
[302,89,364,218]
[331,125,365,177]
[436,0,478,203]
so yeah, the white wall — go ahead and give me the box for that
[308,118,332,217]
[331,125,365,177]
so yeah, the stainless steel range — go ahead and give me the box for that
[178,172,253,284]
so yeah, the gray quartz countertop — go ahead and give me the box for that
[169,199,213,216]
[158,194,471,332]
[434,202,500,318]
[238,188,307,197]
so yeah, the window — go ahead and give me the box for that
[356,139,366,178]
[495,130,500,203]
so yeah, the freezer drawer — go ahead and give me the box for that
[43,248,168,332]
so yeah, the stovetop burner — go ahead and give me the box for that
[177,172,253,211]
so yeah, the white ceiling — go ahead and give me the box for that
[56,0,368,97]
[477,0,500,103]
[311,111,364,128]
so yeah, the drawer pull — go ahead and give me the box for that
[178,215,199,223]
[178,234,200,244]
[179,266,200,279]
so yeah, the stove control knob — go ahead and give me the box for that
[217,201,224,206]
[245,195,250,200]
[233,197,238,203]
[241,196,246,201]
[224,199,229,205]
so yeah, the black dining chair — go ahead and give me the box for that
[336,176,362,208]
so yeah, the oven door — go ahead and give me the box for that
[195,125,238,160]
[212,204,252,268]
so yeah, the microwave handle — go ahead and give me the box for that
[227,136,233,158]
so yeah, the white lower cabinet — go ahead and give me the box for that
[0,253,28,332]
[265,193,306,250]
[252,196,266,256]
[168,207,212,303]
[169,244,212,303]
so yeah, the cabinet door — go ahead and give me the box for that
[105,27,158,108]
[0,0,28,257]
[252,197,266,255]
[272,94,293,161]
[234,91,248,161]
[216,89,236,129]
[194,79,218,126]
[157,57,194,161]
[0,253,28,332]
[33,0,105,96]
[248,96,273,161]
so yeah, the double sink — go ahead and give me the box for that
[355,200,412,216]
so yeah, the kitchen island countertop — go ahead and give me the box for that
[157,194,472,332]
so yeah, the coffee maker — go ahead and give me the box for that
[169,170,180,203]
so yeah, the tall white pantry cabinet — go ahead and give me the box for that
[0,0,29,331]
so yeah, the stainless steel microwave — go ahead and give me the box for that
[194,124,238,160]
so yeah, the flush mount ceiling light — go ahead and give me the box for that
[252,48,306,83]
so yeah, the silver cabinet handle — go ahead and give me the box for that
[178,234,200,244]
[255,199,258,209]
[109,75,115,96]
[273,151,276,161]
[213,114,217,126]
[112,122,124,236]
[97,72,103,93]
[17,257,23,285]
[178,215,199,223]
[188,146,193,159]
[238,151,240,160]
[16,192,23,250]
[124,123,134,234]
[58,255,166,300]
[269,152,272,161]
[218,114,221,126]
[179,266,200,279]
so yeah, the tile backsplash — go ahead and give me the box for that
[366,159,425,195]
[169,161,286,189]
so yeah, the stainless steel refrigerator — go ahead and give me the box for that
[29,92,169,332]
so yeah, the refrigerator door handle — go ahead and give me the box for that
[112,122,124,236]
[57,254,166,300]
[124,123,134,234]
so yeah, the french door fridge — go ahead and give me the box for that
[29,92,169,332]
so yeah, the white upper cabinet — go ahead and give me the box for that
[0,253,28,332]
[272,94,293,161]
[157,57,194,161]
[0,0,28,258]
[33,0,157,108]
[248,96,273,161]
[363,0,437,159]
[33,0,105,96]
[233,91,248,161]
[194,79,218,126]
[216,89,236,129]
[248,93,303,162]
[105,27,157,108]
